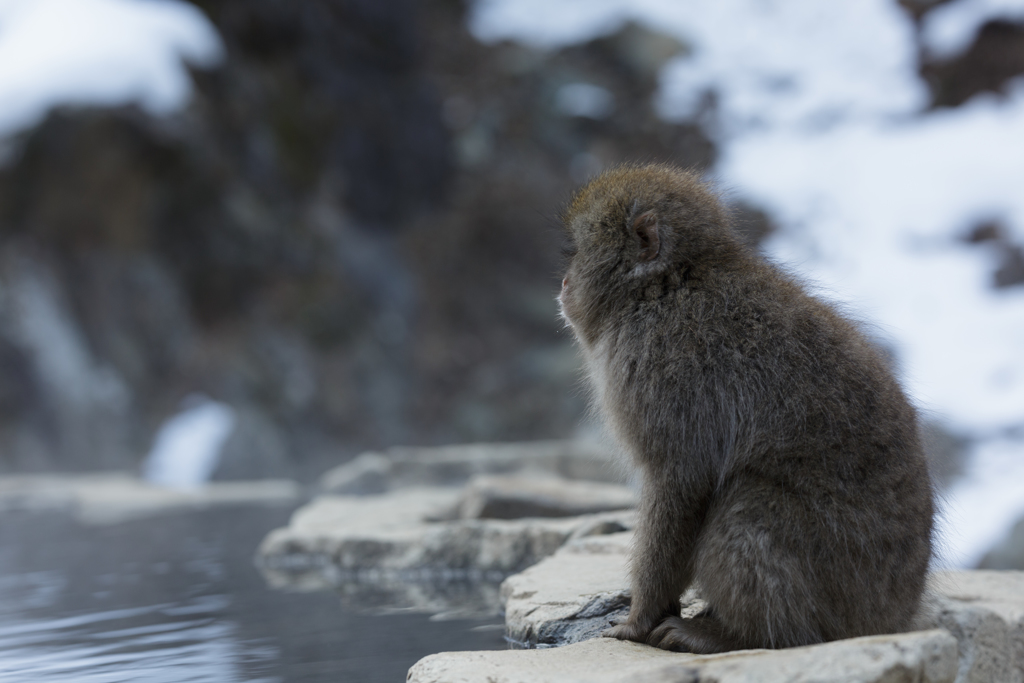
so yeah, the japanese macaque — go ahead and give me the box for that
[558,164,934,653]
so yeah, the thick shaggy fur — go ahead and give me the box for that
[558,164,934,654]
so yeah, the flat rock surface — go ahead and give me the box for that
[502,532,706,648]
[257,487,634,616]
[503,531,635,647]
[445,474,635,520]
[0,473,300,524]
[499,534,1024,682]
[928,570,1024,683]
[319,440,625,494]
[407,629,959,683]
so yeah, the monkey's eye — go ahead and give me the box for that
[561,244,578,260]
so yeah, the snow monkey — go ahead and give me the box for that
[558,164,934,653]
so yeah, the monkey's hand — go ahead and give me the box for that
[602,600,681,643]
[602,621,652,643]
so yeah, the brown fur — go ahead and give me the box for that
[558,164,934,653]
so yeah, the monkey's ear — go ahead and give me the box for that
[632,211,661,262]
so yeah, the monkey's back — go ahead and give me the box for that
[601,258,934,648]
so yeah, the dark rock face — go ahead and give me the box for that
[191,0,453,229]
[0,1,714,476]
[923,20,1024,108]
[961,219,1024,290]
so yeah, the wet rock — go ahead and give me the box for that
[444,474,634,520]
[0,473,300,524]
[319,440,626,495]
[256,486,634,616]
[407,629,958,683]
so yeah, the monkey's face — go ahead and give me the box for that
[557,199,639,344]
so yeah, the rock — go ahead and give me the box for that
[0,473,300,524]
[256,487,634,616]
[497,531,1024,682]
[407,629,958,683]
[977,515,1024,569]
[928,570,1024,683]
[0,0,720,476]
[211,405,292,481]
[320,451,393,495]
[501,532,705,649]
[503,533,708,649]
[318,440,626,495]
[442,474,635,520]
[922,19,1024,109]
[502,531,632,648]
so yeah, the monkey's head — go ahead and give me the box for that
[559,164,742,345]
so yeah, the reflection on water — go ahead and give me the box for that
[0,593,267,682]
[0,504,504,682]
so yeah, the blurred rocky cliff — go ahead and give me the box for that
[0,0,713,478]
[0,0,1020,480]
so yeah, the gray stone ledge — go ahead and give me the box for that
[407,629,959,683]
[256,487,634,615]
[501,531,633,648]
[318,440,625,495]
[496,532,1024,683]
[928,570,1024,683]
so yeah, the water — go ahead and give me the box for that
[0,504,505,682]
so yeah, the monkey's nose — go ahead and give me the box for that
[562,276,568,289]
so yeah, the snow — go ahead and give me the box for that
[471,0,926,135]
[0,0,222,138]
[142,397,236,489]
[719,89,1024,432]
[934,437,1024,567]
[471,0,1024,567]
[469,0,632,49]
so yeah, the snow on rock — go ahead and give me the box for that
[719,88,1024,433]
[922,0,1024,59]
[469,0,1024,568]
[0,0,222,137]
[470,0,926,133]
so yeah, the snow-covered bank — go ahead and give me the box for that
[469,0,1024,568]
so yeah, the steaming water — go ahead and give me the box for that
[0,505,504,682]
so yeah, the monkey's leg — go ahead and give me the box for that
[604,475,705,643]
[688,482,827,651]
[647,611,749,654]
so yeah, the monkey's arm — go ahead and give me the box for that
[605,467,710,642]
